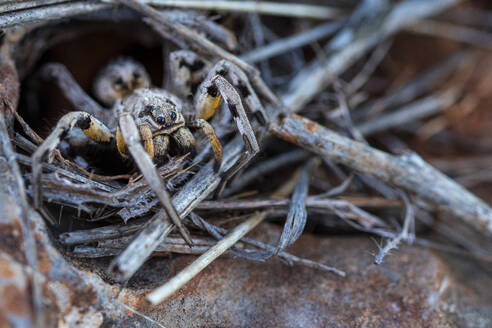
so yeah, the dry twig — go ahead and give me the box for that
[356,88,459,136]
[374,192,415,264]
[275,159,314,254]
[271,114,492,237]
[146,212,267,305]
[241,20,344,63]
[282,0,461,112]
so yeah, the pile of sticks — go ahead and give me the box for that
[2,0,492,312]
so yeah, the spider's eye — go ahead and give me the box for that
[133,72,141,80]
[157,116,166,124]
[170,112,177,121]
[115,77,124,87]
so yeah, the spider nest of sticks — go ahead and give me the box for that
[3,1,492,322]
[10,2,347,295]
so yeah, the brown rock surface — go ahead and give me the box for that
[115,228,491,328]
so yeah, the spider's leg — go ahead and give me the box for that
[154,134,170,163]
[38,63,110,121]
[31,112,113,208]
[203,75,259,196]
[187,119,222,168]
[194,65,225,121]
[138,124,155,159]
[116,127,128,158]
[171,126,196,156]
[116,125,166,160]
[195,60,268,125]
[118,111,193,246]
[168,50,210,99]
[220,61,269,125]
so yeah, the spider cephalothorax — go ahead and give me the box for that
[32,52,267,245]
[115,88,200,161]
[132,90,185,135]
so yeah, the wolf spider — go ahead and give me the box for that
[31,51,268,245]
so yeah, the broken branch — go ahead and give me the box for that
[270,114,492,237]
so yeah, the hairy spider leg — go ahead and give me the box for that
[196,73,260,196]
[187,118,222,166]
[171,126,196,155]
[214,76,260,196]
[31,112,113,208]
[217,60,269,125]
[116,124,159,160]
[195,60,269,125]
[116,127,128,157]
[195,86,222,121]
[153,134,170,160]
[168,50,210,99]
[138,124,155,158]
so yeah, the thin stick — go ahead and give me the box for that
[443,7,492,29]
[191,215,345,275]
[0,0,67,14]
[0,1,110,28]
[225,149,309,196]
[200,196,388,230]
[406,19,492,50]
[198,196,400,212]
[147,212,267,305]
[374,192,415,264]
[241,20,344,63]
[56,195,394,244]
[59,219,146,245]
[15,152,118,192]
[356,88,459,136]
[276,159,314,253]
[113,0,344,19]
[282,0,461,113]
[13,133,37,153]
[346,39,393,95]
[100,234,217,248]
[270,113,492,237]
[13,111,43,145]
[313,174,354,198]
[353,51,470,120]
[0,0,344,22]
[117,302,167,328]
